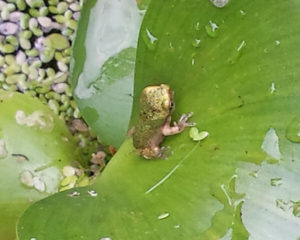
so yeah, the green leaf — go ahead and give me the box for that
[18,0,300,239]
[70,0,146,147]
[0,92,79,239]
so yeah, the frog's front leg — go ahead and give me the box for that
[162,112,195,136]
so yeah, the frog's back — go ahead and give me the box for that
[133,119,164,148]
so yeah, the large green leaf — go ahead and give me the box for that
[0,92,80,239]
[17,0,300,239]
[71,0,147,147]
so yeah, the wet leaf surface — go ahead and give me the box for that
[71,0,145,147]
[0,92,79,239]
[18,0,300,239]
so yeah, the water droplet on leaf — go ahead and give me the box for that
[237,40,246,52]
[143,28,158,50]
[240,9,246,15]
[192,38,201,48]
[68,191,80,197]
[205,20,219,38]
[270,82,276,94]
[228,40,246,64]
[169,42,174,51]
[88,190,98,197]
[158,212,169,220]
[210,0,229,8]
[194,21,201,31]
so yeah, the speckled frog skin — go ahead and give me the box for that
[133,84,194,159]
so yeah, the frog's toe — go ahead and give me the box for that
[185,122,196,127]
[186,112,194,118]
[179,114,187,122]
[179,112,194,123]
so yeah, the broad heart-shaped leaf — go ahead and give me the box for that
[0,92,80,240]
[17,0,300,239]
[70,0,147,148]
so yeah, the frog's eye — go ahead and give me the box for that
[169,101,174,109]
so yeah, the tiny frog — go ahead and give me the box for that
[132,84,195,159]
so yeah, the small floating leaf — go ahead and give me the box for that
[60,175,78,187]
[44,33,70,50]
[189,127,209,141]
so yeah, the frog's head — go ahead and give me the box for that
[140,84,175,120]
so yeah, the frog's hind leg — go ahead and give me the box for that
[153,147,162,159]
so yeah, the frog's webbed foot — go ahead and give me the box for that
[159,146,173,159]
[163,112,195,136]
